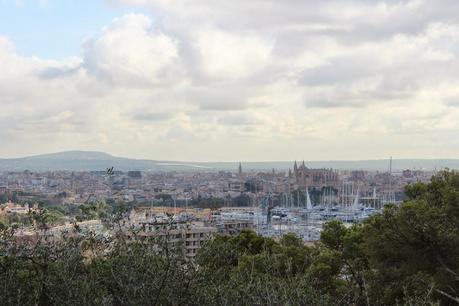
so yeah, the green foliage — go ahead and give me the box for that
[195,230,331,305]
[77,201,109,221]
[362,172,459,304]
[0,212,34,227]
[231,194,251,207]
[190,196,225,209]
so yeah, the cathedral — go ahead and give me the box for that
[291,161,339,189]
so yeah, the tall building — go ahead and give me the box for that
[293,161,339,188]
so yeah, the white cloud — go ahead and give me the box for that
[83,13,179,86]
[3,2,459,160]
[192,27,272,80]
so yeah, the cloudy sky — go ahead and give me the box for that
[1,0,459,161]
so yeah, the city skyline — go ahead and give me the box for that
[2,0,459,161]
[2,150,459,172]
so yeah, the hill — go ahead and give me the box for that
[1,151,459,172]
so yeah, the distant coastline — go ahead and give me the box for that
[1,151,458,172]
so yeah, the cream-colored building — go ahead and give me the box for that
[132,221,217,258]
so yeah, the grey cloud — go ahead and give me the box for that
[37,65,81,79]
[217,114,261,126]
[299,57,377,86]
[3,111,87,134]
[445,96,459,107]
[304,85,410,109]
[111,0,459,111]
[189,86,252,111]
[163,126,202,142]
[132,112,174,121]
[198,98,249,111]
[117,0,459,39]
[305,95,364,108]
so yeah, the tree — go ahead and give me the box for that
[362,171,459,304]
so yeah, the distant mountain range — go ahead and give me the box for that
[1,151,459,172]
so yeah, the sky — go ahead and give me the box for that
[1,0,459,161]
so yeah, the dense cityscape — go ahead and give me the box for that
[1,160,458,305]
[0,160,434,245]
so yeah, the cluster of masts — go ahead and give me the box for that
[278,182,396,211]
[240,158,398,211]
